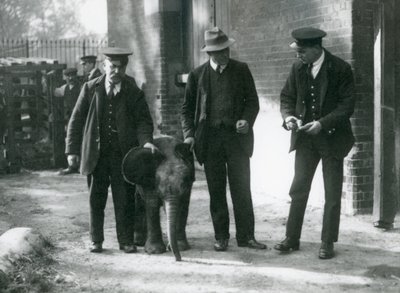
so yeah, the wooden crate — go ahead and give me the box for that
[0,58,66,172]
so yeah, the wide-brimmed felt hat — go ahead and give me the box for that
[80,55,97,64]
[122,146,165,188]
[201,27,235,52]
[289,27,327,49]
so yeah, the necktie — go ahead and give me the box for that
[307,63,313,79]
[108,83,115,99]
[216,65,221,74]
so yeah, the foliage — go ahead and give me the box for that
[0,0,88,39]
[2,237,58,293]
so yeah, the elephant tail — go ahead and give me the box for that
[165,198,181,261]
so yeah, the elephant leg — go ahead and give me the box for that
[144,190,166,254]
[175,185,192,251]
[133,190,146,246]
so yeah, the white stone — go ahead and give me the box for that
[0,227,46,273]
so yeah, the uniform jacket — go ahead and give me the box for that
[181,59,259,164]
[87,68,102,82]
[65,74,154,175]
[280,49,355,158]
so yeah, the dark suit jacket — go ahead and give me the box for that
[65,74,154,175]
[280,49,355,158]
[181,59,259,164]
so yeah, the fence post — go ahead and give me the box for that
[47,70,66,168]
[25,39,29,58]
[83,39,86,56]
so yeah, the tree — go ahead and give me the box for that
[0,0,93,39]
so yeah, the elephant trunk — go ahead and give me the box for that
[165,198,181,261]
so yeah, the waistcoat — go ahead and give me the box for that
[209,68,234,127]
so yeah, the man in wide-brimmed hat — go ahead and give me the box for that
[275,27,355,259]
[181,27,266,252]
[65,47,157,254]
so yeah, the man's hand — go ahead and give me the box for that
[143,142,159,154]
[236,120,249,134]
[285,116,302,131]
[298,121,322,135]
[67,155,80,168]
[183,137,195,152]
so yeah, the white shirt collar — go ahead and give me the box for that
[105,79,121,96]
[210,58,228,73]
[310,50,325,78]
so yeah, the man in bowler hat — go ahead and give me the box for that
[65,47,156,253]
[275,27,355,259]
[181,27,266,251]
[80,55,102,82]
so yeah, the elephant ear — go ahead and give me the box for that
[122,147,165,188]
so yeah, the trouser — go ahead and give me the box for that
[204,127,255,242]
[286,136,344,242]
[88,149,135,245]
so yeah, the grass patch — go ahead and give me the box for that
[1,236,59,293]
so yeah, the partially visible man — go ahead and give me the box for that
[275,27,355,259]
[80,55,102,82]
[57,68,81,175]
[181,27,266,252]
[65,47,156,253]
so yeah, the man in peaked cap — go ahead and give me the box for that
[275,27,355,259]
[65,47,157,253]
[57,67,81,175]
[181,27,266,252]
[80,55,102,82]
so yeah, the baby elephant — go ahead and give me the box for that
[122,136,194,261]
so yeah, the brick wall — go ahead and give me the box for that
[348,0,379,213]
[107,0,185,137]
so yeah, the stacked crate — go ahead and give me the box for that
[0,58,66,172]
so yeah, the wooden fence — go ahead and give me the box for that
[0,38,108,69]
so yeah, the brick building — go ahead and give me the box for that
[107,0,400,217]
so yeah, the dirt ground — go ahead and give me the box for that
[0,169,399,293]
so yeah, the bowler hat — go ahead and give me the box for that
[290,27,327,49]
[122,146,165,188]
[201,27,235,52]
[80,55,97,64]
[63,68,77,76]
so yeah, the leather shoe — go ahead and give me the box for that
[119,244,137,253]
[58,166,79,175]
[373,221,394,230]
[274,237,300,252]
[319,241,334,259]
[89,242,103,253]
[238,239,267,249]
[214,239,229,251]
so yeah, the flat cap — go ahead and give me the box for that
[63,68,78,75]
[290,27,327,48]
[101,47,133,58]
[80,55,97,64]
